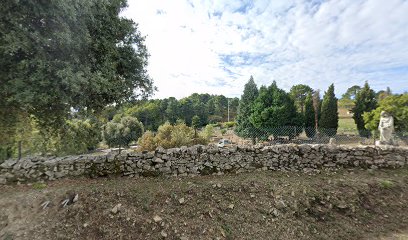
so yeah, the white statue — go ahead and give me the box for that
[378,111,394,145]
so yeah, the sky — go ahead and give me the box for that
[123,0,408,99]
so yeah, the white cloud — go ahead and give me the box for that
[123,0,408,99]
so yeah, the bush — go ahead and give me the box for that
[364,94,408,133]
[55,119,101,155]
[155,122,174,149]
[137,131,156,151]
[171,122,194,147]
[103,115,144,148]
[137,122,214,151]
[224,121,236,128]
[199,124,215,139]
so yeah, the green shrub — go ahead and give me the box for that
[57,119,101,155]
[103,115,144,148]
[137,131,157,151]
[224,121,236,128]
[154,122,174,149]
[364,94,408,133]
[138,121,212,151]
[200,124,215,139]
[171,122,194,147]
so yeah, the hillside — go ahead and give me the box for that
[1,169,408,239]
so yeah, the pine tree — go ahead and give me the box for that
[235,76,259,142]
[304,92,316,138]
[352,82,377,137]
[319,84,338,136]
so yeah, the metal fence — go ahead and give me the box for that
[228,126,408,146]
[1,126,407,162]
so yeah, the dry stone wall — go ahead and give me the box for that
[1,144,407,184]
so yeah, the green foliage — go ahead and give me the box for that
[289,84,313,113]
[379,180,394,189]
[352,82,377,137]
[137,131,157,152]
[57,119,101,155]
[224,121,237,128]
[304,92,316,138]
[364,94,408,133]
[126,101,162,130]
[121,94,238,131]
[32,182,47,190]
[138,121,212,151]
[376,87,392,101]
[221,129,227,135]
[0,0,154,130]
[137,131,157,151]
[235,76,259,140]
[250,82,302,140]
[342,85,361,100]
[192,115,201,129]
[199,124,215,140]
[154,122,174,148]
[103,115,144,148]
[338,98,354,110]
[319,84,338,136]
[171,122,194,147]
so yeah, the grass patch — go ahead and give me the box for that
[32,182,47,190]
[338,118,357,132]
[379,179,394,189]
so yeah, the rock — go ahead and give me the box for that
[272,208,279,217]
[228,204,234,209]
[250,194,255,198]
[153,215,162,222]
[83,223,89,228]
[111,204,122,214]
[276,200,287,210]
[178,197,185,204]
[72,194,79,203]
[329,138,336,145]
[0,178,6,185]
[160,230,168,238]
[153,158,164,164]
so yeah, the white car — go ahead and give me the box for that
[217,139,231,147]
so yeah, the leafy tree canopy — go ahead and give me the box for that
[289,84,313,113]
[342,85,361,100]
[0,0,154,129]
[364,94,408,133]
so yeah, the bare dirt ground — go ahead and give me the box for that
[1,169,408,240]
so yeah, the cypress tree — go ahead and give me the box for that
[250,81,302,140]
[304,92,316,138]
[319,84,338,136]
[352,82,377,137]
[235,76,259,142]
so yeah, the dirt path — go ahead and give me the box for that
[1,169,408,240]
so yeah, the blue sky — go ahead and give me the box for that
[124,0,408,99]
